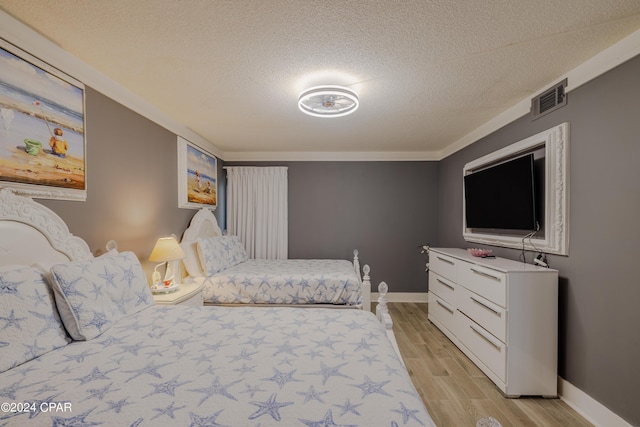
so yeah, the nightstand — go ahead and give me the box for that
[152,282,204,306]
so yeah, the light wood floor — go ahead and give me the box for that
[387,302,593,427]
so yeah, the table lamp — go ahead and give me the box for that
[149,236,185,288]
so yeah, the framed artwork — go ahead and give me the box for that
[0,38,86,201]
[177,136,217,210]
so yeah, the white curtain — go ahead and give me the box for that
[226,167,288,259]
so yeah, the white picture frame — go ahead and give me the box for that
[0,38,87,201]
[177,136,217,210]
[463,122,569,256]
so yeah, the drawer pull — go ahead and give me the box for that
[470,267,501,282]
[470,296,501,316]
[436,299,454,314]
[436,278,455,290]
[437,256,455,265]
[470,324,502,350]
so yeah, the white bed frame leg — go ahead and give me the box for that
[353,249,361,278]
[361,263,371,312]
[376,281,404,365]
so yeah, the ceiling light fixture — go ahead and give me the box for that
[298,86,359,118]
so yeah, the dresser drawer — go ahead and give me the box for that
[429,271,458,304]
[459,263,507,306]
[430,251,459,282]
[458,286,506,342]
[458,312,506,382]
[428,292,458,336]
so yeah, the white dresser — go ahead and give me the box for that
[428,248,558,397]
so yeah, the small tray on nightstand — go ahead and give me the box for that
[151,283,180,294]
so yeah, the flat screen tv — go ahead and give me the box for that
[464,153,537,231]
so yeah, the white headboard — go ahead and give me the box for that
[179,208,223,278]
[0,189,93,266]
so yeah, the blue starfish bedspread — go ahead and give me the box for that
[196,259,363,306]
[0,306,435,426]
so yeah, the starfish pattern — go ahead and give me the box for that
[170,337,191,349]
[228,348,258,363]
[352,338,377,352]
[74,366,118,385]
[299,409,357,427]
[32,287,48,306]
[124,360,171,383]
[334,399,363,417]
[240,383,265,398]
[188,409,228,427]
[352,375,393,399]
[90,282,104,300]
[391,402,426,425]
[98,266,117,287]
[52,274,86,298]
[272,340,305,358]
[144,375,190,398]
[297,385,329,404]
[51,408,101,427]
[248,393,293,421]
[23,339,46,360]
[308,362,352,385]
[84,383,118,401]
[151,401,187,420]
[243,336,266,349]
[0,309,27,330]
[0,379,30,400]
[100,398,132,414]
[189,376,241,406]
[234,363,256,376]
[120,265,137,286]
[313,337,340,351]
[135,289,150,306]
[0,275,23,295]
[87,311,110,332]
[263,367,301,389]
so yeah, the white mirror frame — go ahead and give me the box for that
[463,122,569,256]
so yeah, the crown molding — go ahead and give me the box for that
[222,150,440,162]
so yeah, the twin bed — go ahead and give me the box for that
[0,189,436,427]
[179,208,371,310]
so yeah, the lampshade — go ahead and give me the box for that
[298,86,359,118]
[149,236,185,262]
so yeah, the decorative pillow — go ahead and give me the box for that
[49,251,154,340]
[196,235,248,275]
[0,265,71,373]
[227,235,248,265]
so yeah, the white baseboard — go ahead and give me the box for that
[371,292,429,303]
[558,377,632,427]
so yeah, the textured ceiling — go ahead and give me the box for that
[1,1,640,158]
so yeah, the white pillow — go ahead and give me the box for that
[181,240,204,278]
[196,235,248,275]
[49,251,154,340]
[0,265,71,373]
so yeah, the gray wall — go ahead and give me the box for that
[438,55,640,425]
[225,161,439,292]
[39,87,223,279]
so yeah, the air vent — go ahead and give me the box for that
[532,79,567,119]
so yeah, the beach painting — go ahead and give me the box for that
[0,39,86,201]
[177,136,217,209]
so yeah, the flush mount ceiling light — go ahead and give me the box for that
[298,86,359,118]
